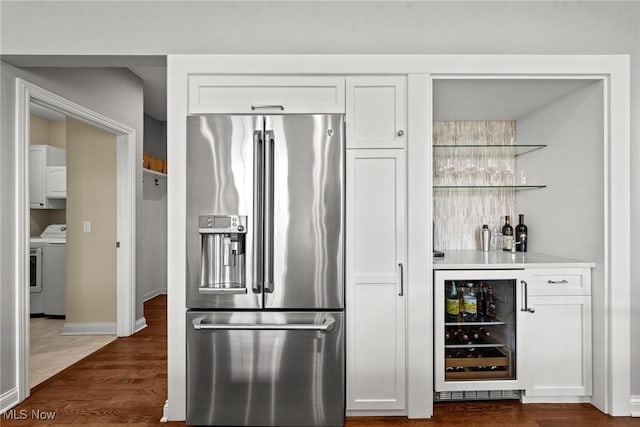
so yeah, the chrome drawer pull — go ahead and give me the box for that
[547,279,569,284]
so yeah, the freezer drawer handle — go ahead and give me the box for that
[198,287,248,295]
[192,317,336,332]
[251,105,285,111]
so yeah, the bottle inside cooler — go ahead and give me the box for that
[442,279,516,381]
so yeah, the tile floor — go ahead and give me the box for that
[29,317,116,387]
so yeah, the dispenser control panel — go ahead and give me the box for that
[199,215,247,233]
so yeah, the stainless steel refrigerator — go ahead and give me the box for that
[185,114,345,427]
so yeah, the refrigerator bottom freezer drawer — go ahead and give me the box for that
[186,311,345,427]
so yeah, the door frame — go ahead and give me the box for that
[14,78,137,402]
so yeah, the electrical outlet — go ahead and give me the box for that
[83,221,91,233]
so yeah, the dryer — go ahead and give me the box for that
[30,224,67,317]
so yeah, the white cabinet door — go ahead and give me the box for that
[346,149,406,411]
[188,75,345,114]
[46,166,67,199]
[522,295,592,398]
[522,268,592,399]
[30,145,47,208]
[346,76,406,149]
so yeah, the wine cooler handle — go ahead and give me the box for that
[521,280,535,313]
[398,263,404,296]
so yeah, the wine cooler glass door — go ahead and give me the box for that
[434,269,525,392]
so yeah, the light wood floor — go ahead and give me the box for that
[29,317,116,387]
[5,295,639,426]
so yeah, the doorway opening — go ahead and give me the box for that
[15,78,137,402]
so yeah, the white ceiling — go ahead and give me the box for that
[2,55,167,121]
[433,79,596,121]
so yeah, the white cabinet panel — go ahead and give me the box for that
[346,76,406,149]
[30,145,66,209]
[527,268,591,296]
[353,157,397,276]
[189,75,345,114]
[347,149,406,411]
[30,145,47,208]
[352,282,402,402]
[523,295,592,398]
[46,166,67,199]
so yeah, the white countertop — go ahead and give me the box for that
[433,250,595,270]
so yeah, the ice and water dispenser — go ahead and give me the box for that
[199,215,247,294]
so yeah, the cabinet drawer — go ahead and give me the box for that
[527,268,591,296]
[188,75,345,114]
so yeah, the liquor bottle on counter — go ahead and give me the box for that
[502,215,513,251]
[485,285,497,320]
[516,214,528,252]
[445,281,460,322]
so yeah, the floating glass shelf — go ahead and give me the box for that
[433,185,546,191]
[433,144,546,157]
[143,168,167,178]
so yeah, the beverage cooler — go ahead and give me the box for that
[434,269,526,400]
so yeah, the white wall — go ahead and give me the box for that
[141,114,167,302]
[144,113,166,159]
[142,175,167,302]
[516,81,605,408]
[1,0,638,401]
[0,62,144,402]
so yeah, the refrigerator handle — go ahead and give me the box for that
[398,263,404,296]
[263,130,275,293]
[252,131,264,293]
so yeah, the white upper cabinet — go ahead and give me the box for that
[346,76,406,149]
[30,145,66,209]
[46,166,67,199]
[188,75,345,114]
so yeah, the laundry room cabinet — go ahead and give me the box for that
[30,144,66,209]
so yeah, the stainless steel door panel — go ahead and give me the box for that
[264,115,345,310]
[186,115,262,309]
[186,311,345,427]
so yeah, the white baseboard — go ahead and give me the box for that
[62,322,116,335]
[135,317,148,333]
[521,395,590,404]
[160,400,169,423]
[143,287,167,302]
[0,387,19,415]
[346,410,407,417]
[631,395,640,417]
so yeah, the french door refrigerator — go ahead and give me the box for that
[186,114,345,427]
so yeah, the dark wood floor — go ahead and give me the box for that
[4,295,639,426]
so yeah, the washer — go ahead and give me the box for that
[30,224,67,317]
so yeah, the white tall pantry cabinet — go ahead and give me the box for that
[346,76,408,412]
